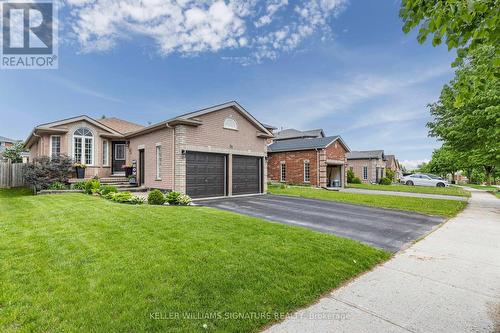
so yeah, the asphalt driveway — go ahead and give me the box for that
[197,194,444,252]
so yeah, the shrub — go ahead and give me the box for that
[177,194,192,206]
[379,177,392,185]
[347,169,356,183]
[23,155,74,191]
[148,190,166,205]
[72,181,86,190]
[99,185,118,196]
[386,169,395,182]
[129,196,146,205]
[48,182,68,190]
[166,191,181,205]
[84,179,101,194]
[351,177,362,184]
[110,192,133,203]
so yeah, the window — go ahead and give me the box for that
[102,140,109,166]
[50,135,61,157]
[156,145,162,180]
[363,166,368,180]
[304,161,310,182]
[280,162,286,182]
[223,117,238,130]
[114,144,125,161]
[73,128,93,165]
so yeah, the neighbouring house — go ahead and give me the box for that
[346,150,387,184]
[267,129,350,188]
[24,101,273,198]
[0,136,29,162]
[385,154,403,181]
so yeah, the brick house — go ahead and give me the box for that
[346,150,387,184]
[267,131,350,188]
[25,101,273,198]
[385,154,402,181]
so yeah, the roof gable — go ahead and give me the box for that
[35,115,123,136]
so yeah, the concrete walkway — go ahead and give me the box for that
[265,189,500,333]
[342,187,469,201]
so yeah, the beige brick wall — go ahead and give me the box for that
[128,127,175,190]
[347,158,386,184]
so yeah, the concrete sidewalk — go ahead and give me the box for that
[265,190,500,333]
[342,187,469,201]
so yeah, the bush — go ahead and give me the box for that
[347,169,356,183]
[379,177,392,185]
[386,169,395,182]
[177,194,192,206]
[351,177,362,184]
[23,155,74,191]
[99,185,118,196]
[129,196,146,205]
[84,179,101,194]
[72,181,86,190]
[110,192,133,203]
[48,182,68,190]
[166,191,181,205]
[148,190,166,205]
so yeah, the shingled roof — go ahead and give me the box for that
[97,117,145,134]
[274,128,325,141]
[268,135,349,152]
[0,136,16,143]
[346,150,385,160]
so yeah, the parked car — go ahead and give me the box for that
[401,174,449,187]
[424,173,445,181]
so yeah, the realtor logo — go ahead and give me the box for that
[1,1,58,69]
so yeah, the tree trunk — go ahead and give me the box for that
[466,168,472,184]
[484,166,494,186]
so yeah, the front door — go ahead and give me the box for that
[139,149,145,186]
[112,141,126,174]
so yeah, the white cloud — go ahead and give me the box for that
[401,159,430,170]
[62,0,347,61]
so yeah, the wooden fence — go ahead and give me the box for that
[0,162,26,188]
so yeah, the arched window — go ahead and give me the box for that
[223,117,238,130]
[73,127,94,165]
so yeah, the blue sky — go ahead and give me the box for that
[0,0,455,168]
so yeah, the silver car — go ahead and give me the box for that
[401,174,449,187]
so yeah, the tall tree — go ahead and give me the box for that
[427,46,500,184]
[400,0,499,62]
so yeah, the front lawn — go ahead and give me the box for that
[347,183,471,197]
[460,184,499,191]
[0,189,389,332]
[268,185,467,217]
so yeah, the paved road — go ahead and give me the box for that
[342,188,469,201]
[265,189,500,333]
[197,194,443,252]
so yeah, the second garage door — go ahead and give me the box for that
[232,155,262,195]
[186,152,226,198]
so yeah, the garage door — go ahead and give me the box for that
[186,152,226,198]
[232,155,261,195]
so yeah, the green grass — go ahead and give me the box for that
[268,185,467,217]
[460,184,499,191]
[0,189,389,332]
[347,183,471,197]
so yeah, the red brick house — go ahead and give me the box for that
[267,130,350,188]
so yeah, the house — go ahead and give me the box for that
[385,154,403,181]
[0,136,29,162]
[24,101,273,198]
[267,129,350,188]
[346,150,387,184]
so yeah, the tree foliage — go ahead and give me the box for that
[2,142,26,163]
[427,46,499,183]
[23,155,74,191]
[400,0,499,63]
